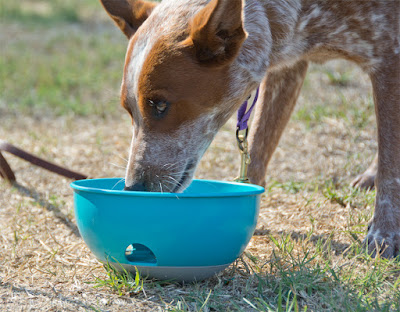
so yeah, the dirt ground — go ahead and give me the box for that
[1,60,398,311]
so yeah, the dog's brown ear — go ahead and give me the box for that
[100,0,157,38]
[187,0,246,66]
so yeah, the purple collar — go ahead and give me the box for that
[236,88,259,131]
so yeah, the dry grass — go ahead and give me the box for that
[1,61,399,311]
[1,2,399,310]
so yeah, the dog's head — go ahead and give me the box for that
[100,0,268,192]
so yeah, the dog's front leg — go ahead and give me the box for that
[248,61,309,187]
[365,59,400,258]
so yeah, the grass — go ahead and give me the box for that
[324,69,352,87]
[90,217,400,311]
[293,93,374,130]
[1,1,399,311]
[0,0,99,25]
[92,261,143,297]
[321,180,376,209]
[1,32,126,116]
[0,0,126,117]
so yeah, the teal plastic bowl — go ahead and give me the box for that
[71,178,264,282]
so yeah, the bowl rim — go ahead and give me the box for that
[70,178,265,198]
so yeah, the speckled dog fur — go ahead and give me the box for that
[100,0,400,258]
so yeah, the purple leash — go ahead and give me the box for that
[237,88,260,131]
[234,88,259,183]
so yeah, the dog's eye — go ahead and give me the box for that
[156,101,168,113]
[148,99,169,117]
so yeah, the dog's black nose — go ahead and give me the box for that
[124,182,146,191]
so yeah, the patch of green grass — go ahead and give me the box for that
[1,28,126,116]
[321,180,375,209]
[244,288,304,312]
[294,95,375,130]
[294,103,346,126]
[295,66,375,130]
[1,0,127,116]
[92,260,143,297]
[166,290,213,312]
[267,180,307,194]
[324,69,352,87]
[242,234,400,312]
[0,0,99,25]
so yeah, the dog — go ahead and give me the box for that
[99,0,400,258]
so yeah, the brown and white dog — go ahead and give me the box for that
[99,0,400,258]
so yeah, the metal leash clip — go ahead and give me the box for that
[234,87,259,184]
[234,127,251,183]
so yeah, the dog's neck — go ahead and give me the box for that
[233,0,302,94]
[262,0,303,67]
[237,0,305,82]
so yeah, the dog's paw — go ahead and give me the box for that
[351,173,375,190]
[363,223,400,258]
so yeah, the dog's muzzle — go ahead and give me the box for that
[124,182,146,191]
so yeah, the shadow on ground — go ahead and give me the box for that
[12,182,80,237]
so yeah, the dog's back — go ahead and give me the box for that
[264,0,400,71]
